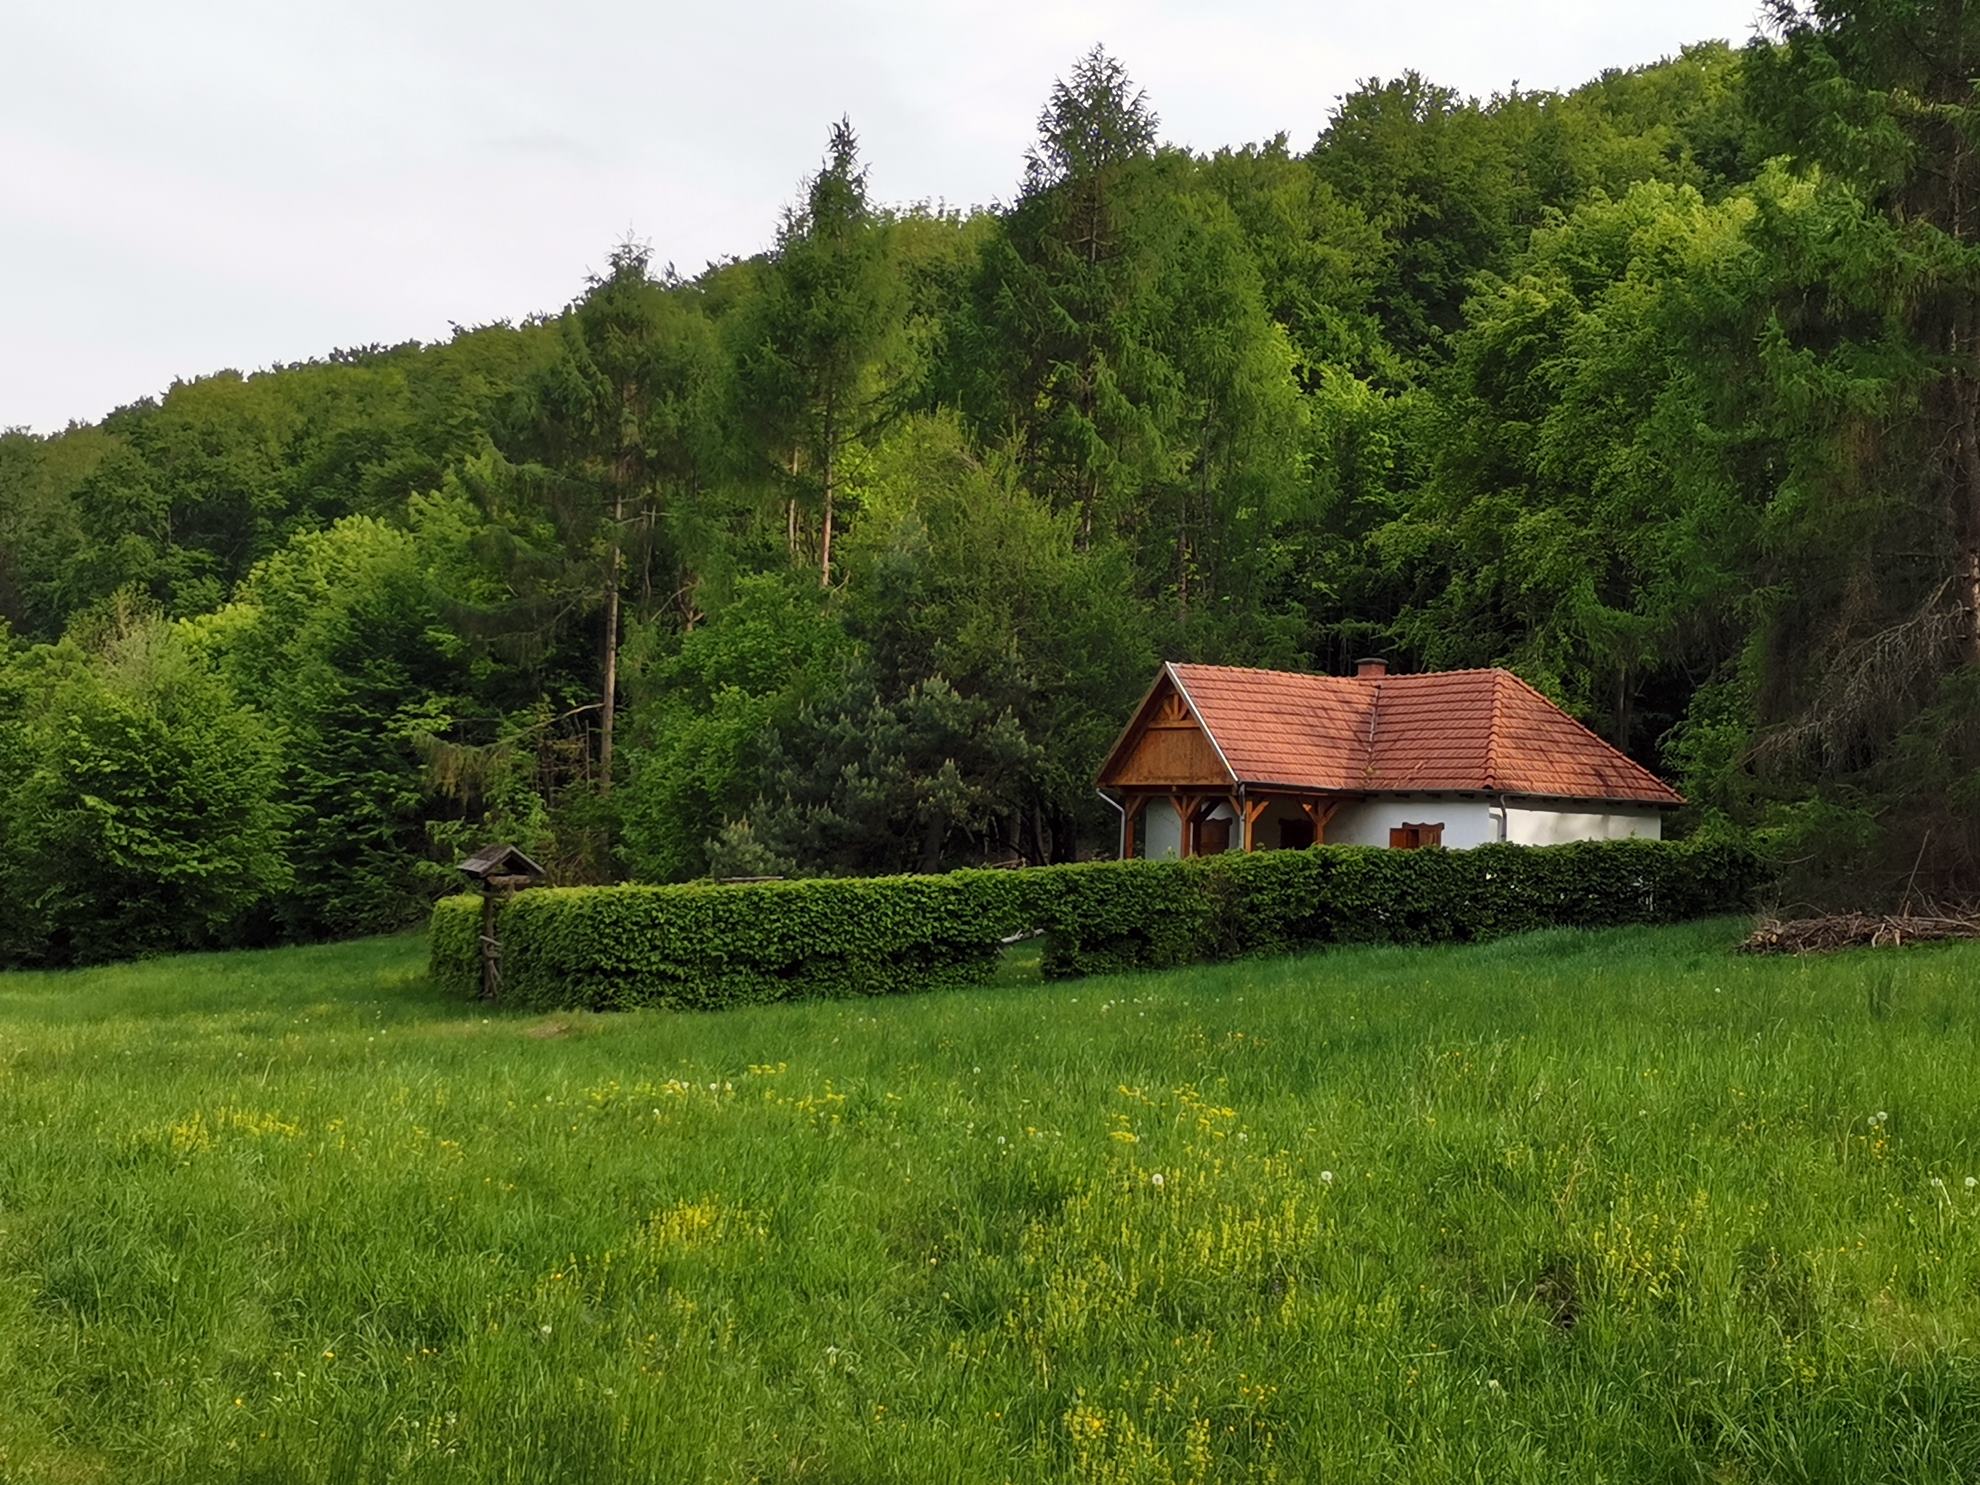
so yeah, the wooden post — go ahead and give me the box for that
[1174,794,1200,858]
[1242,795,1270,851]
[458,846,546,1003]
[478,872,533,1002]
[479,884,501,1001]
[1121,795,1147,859]
[1298,798,1345,845]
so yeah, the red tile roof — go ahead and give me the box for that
[1160,662,1683,806]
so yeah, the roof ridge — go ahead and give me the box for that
[1169,660,1514,684]
[1484,670,1503,792]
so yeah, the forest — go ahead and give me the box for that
[1,0,1976,965]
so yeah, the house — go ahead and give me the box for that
[1095,659,1683,858]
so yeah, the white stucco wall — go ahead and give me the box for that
[1504,803,1662,845]
[1142,803,1183,860]
[1325,796,1501,848]
[1131,794,1665,856]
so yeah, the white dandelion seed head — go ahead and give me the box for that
[1150,1172,1165,1188]
[1320,1170,1335,1184]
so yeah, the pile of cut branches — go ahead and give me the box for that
[1738,911,1980,955]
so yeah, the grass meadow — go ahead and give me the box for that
[2,921,1979,1482]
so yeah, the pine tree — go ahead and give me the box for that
[1733,0,1980,893]
[736,119,902,587]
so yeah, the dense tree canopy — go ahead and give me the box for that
[2,8,1975,963]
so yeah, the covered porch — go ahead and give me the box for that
[1112,788,1353,859]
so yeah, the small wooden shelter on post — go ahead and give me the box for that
[457,844,547,1001]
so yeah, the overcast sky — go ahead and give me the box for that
[3,0,1764,433]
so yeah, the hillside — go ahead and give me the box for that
[3,9,1978,968]
[3,923,1979,1480]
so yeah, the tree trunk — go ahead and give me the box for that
[820,429,835,589]
[918,810,945,873]
[787,447,801,559]
[599,487,624,796]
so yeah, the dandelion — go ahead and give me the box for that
[1150,1172,1165,1188]
[1966,1177,1976,1191]
[539,1324,552,1336]
[1487,1379,1502,1394]
[1320,1170,1335,1184]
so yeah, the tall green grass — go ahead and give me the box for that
[2,921,1978,1481]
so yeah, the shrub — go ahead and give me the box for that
[441,869,1038,1012]
[4,617,293,966]
[430,895,482,997]
[1038,839,1762,976]
[432,838,1760,1011]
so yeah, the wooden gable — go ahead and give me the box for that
[1095,671,1233,788]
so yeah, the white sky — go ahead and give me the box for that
[3,0,1763,433]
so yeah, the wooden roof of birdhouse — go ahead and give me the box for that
[457,844,548,881]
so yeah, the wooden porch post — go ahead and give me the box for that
[1298,798,1345,844]
[1242,795,1270,852]
[1120,795,1146,859]
[1173,793,1199,858]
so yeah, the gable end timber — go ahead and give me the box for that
[1095,669,1236,788]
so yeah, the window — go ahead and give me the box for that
[1388,822,1444,850]
[1277,819,1315,851]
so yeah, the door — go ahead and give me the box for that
[1194,816,1231,854]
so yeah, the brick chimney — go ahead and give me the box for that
[1355,656,1389,679]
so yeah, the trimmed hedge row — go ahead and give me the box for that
[430,869,1035,1011]
[1033,838,1759,977]
[431,838,1759,1010]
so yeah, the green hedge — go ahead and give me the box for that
[431,838,1759,1010]
[431,869,1036,1011]
[430,895,483,997]
[1033,838,1760,977]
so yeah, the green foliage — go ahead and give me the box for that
[12,21,1977,943]
[209,514,467,936]
[616,573,851,882]
[428,894,483,997]
[436,839,1756,1010]
[444,870,1038,1011]
[1038,839,1761,977]
[1,612,291,964]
